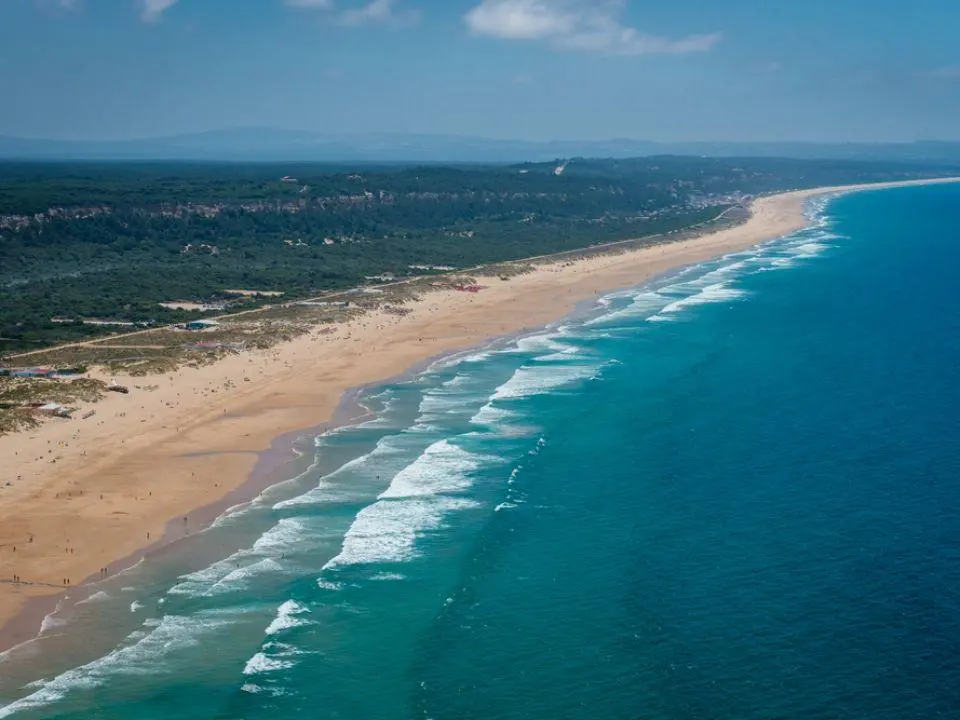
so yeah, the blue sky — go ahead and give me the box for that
[2,0,958,142]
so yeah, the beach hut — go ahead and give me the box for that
[185,320,220,332]
[12,367,53,378]
[38,403,71,418]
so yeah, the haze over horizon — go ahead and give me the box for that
[3,0,959,145]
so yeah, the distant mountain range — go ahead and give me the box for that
[2,128,960,164]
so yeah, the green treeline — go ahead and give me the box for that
[0,156,954,352]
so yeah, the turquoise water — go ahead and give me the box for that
[2,184,960,719]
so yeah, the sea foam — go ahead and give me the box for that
[491,362,603,401]
[322,440,488,570]
[265,600,311,636]
[243,653,295,676]
[0,610,241,718]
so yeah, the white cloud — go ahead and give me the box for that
[33,0,80,12]
[340,0,416,25]
[284,0,334,7]
[139,0,178,23]
[464,0,720,56]
[926,66,960,80]
[285,0,415,26]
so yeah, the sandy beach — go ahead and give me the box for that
[1,177,957,650]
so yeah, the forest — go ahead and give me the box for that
[1,155,955,352]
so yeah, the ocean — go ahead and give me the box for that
[2,183,959,719]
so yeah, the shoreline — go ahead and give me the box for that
[1,176,958,656]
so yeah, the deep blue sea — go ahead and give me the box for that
[2,183,960,719]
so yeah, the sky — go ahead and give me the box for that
[1,0,959,142]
